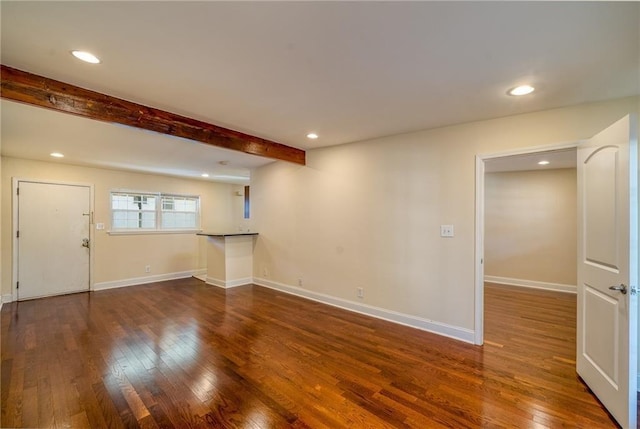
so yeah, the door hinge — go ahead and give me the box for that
[16,282,19,289]
[16,231,19,238]
[16,187,19,196]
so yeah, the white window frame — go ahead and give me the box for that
[109,190,201,235]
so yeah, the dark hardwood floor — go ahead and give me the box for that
[1,279,619,428]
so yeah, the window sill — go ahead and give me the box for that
[107,229,202,236]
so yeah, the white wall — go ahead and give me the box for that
[251,96,639,341]
[484,168,577,288]
[1,157,240,296]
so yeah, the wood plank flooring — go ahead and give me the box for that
[1,279,619,428]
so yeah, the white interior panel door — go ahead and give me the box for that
[18,181,91,300]
[577,115,637,429]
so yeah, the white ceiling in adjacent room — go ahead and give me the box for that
[484,148,577,173]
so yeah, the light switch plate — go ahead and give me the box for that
[96,222,105,230]
[440,225,454,237]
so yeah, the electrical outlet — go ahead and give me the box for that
[298,278,303,287]
[440,225,454,237]
[263,266,269,277]
[357,287,364,298]
[145,265,151,273]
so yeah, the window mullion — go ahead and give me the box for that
[156,194,161,230]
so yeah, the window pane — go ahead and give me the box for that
[162,197,197,212]
[184,199,196,211]
[185,212,196,226]
[126,196,138,210]
[163,199,174,210]
[113,211,127,229]
[112,195,126,209]
[161,211,196,228]
[142,197,155,210]
[162,213,176,228]
[141,212,155,228]
[126,216,139,229]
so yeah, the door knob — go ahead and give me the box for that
[609,284,627,294]
[82,238,90,248]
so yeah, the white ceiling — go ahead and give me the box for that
[484,148,577,173]
[1,2,638,181]
[1,100,266,184]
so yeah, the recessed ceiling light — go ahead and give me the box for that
[201,173,210,178]
[50,152,64,158]
[538,160,550,165]
[306,133,319,139]
[71,50,101,64]
[508,85,535,96]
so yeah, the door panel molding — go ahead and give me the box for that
[583,283,619,387]
[583,145,620,271]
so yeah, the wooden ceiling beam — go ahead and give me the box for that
[0,65,305,165]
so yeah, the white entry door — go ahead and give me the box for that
[577,115,637,428]
[17,181,91,300]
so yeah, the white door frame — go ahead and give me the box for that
[11,178,95,302]
[474,140,583,345]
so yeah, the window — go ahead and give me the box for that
[243,186,250,219]
[111,191,200,232]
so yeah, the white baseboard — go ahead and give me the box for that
[205,276,252,289]
[193,269,207,282]
[253,277,475,344]
[0,294,12,310]
[485,275,576,294]
[93,270,201,291]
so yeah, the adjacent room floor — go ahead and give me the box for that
[1,279,618,428]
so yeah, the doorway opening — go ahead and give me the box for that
[474,143,579,345]
[480,147,580,379]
